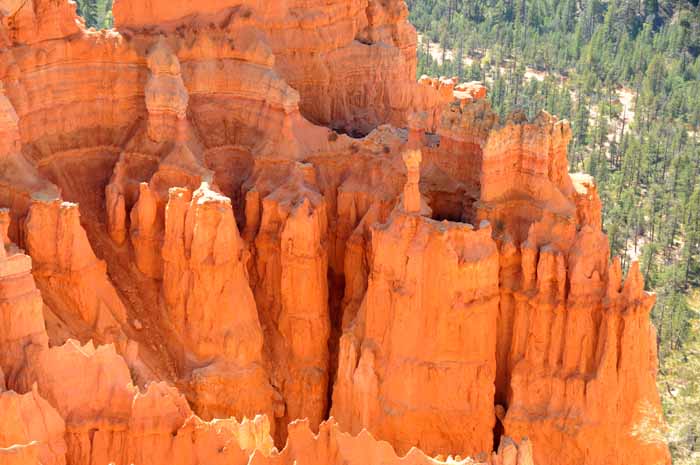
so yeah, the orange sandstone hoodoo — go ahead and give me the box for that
[0,1,670,465]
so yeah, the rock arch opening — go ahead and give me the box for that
[75,0,114,29]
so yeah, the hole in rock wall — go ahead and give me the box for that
[420,143,482,224]
[33,146,124,271]
[325,268,345,421]
[38,148,121,221]
[330,125,370,140]
[426,190,477,224]
[204,147,255,230]
[492,406,506,450]
[75,0,114,29]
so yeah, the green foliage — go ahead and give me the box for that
[74,0,113,29]
[659,306,700,463]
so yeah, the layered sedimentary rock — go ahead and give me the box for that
[112,0,442,135]
[19,338,275,465]
[245,163,331,440]
[471,110,667,465]
[0,386,66,465]
[0,219,531,465]
[161,183,278,424]
[332,153,500,456]
[0,1,670,465]
[23,200,128,345]
[333,213,500,456]
[0,85,60,242]
[249,419,534,465]
[0,209,49,389]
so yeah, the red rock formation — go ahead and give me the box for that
[0,1,671,465]
[145,38,189,143]
[0,386,66,465]
[161,183,278,424]
[246,162,331,440]
[462,103,669,465]
[0,209,49,388]
[19,337,275,465]
[1,0,80,45]
[0,85,60,241]
[23,200,127,344]
[402,148,424,213]
[248,419,534,465]
[112,0,446,135]
[332,160,500,456]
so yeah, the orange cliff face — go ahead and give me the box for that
[0,1,670,465]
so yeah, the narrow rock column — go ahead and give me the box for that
[402,149,422,213]
[145,37,189,143]
[24,200,128,340]
[402,111,426,215]
[0,83,20,156]
[0,209,9,259]
[130,183,162,278]
[0,208,50,391]
[105,183,127,246]
[161,183,278,427]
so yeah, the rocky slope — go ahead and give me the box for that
[0,1,670,465]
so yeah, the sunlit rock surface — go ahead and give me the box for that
[0,1,670,465]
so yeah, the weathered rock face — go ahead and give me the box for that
[245,163,331,442]
[332,210,500,456]
[23,200,128,345]
[249,419,535,465]
[0,209,49,389]
[0,1,670,465]
[18,338,275,465]
[469,109,669,465]
[0,386,67,465]
[161,183,278,425]
[112,0,431,136]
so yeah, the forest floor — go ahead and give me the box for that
[689,289,700,312]
[419,34,548,82]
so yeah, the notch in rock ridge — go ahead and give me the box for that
[75,0,115,30]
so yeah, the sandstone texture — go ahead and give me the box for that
[0,1,670,465]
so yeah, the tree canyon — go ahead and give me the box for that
[0,1,670,465]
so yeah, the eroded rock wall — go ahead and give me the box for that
[332,211,500,457]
